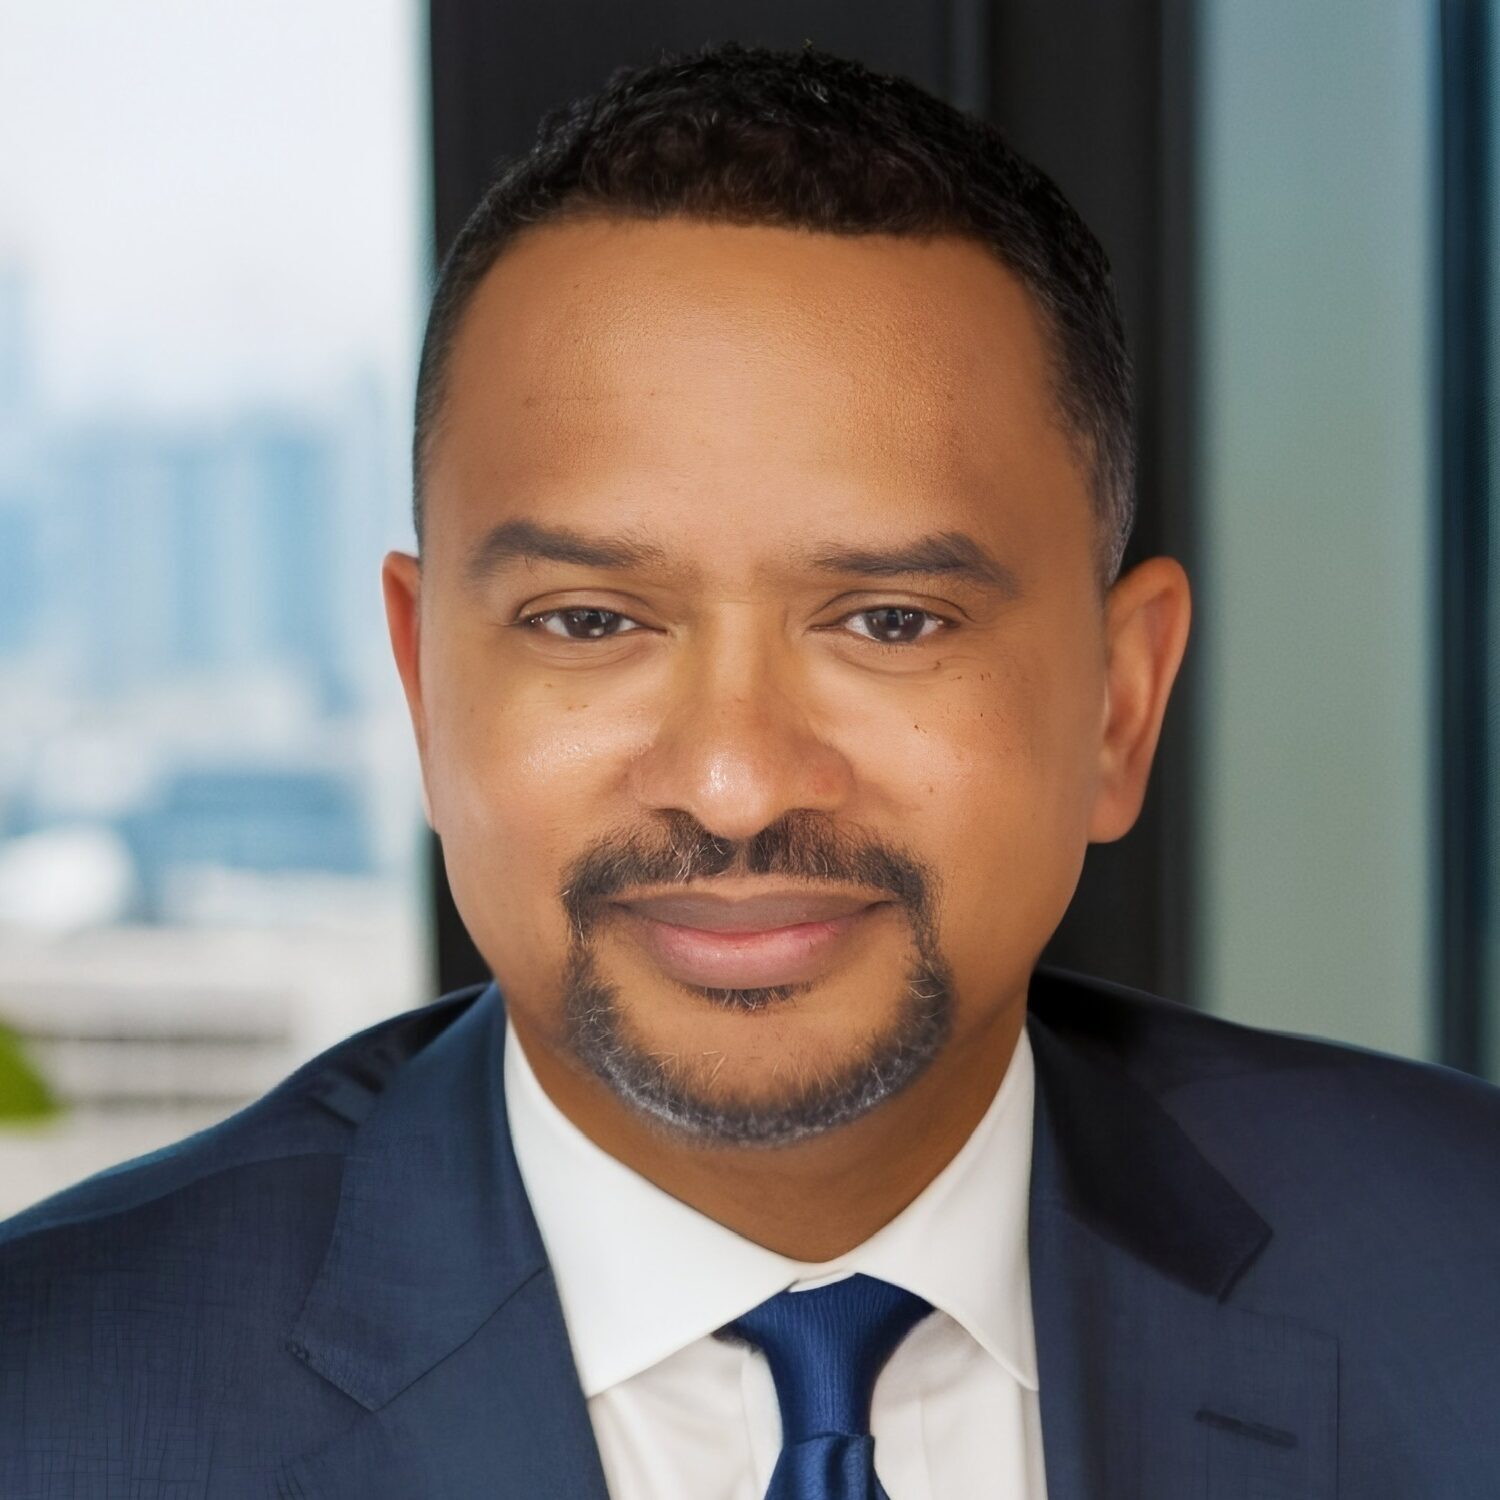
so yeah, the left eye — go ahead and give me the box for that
[838,606,948,646]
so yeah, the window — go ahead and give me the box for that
[0,1,430,1213]
[1199,0,1436,1060]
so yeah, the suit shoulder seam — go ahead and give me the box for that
[0,1147,347,1254]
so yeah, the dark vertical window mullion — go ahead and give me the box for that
[1155,0,1201,1009]
[1436,0,1492,1074]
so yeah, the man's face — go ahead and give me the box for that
[388,218,1175,1148]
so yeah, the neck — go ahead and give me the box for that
[511,998,1026,1263]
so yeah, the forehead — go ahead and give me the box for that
[423,217,1087,576]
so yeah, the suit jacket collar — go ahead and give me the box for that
[1024,967,1337,1500]
[284,978,616,1498]
[283,967,1337,1499]
[1024,966,1273,1298]
[288,977,545,1411]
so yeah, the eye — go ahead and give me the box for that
[518,607,645,641]
[838,606,950,647]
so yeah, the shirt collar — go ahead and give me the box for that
[504,1011,1039,1398]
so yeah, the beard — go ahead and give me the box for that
[553,808,957,1148]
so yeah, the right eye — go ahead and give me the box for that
[516,607,648,641]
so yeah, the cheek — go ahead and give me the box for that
[432,684,637,866]
[916,641,1100,975]
[925,635,1096,822]
[419,654,640,971]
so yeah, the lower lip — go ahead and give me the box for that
[615,905,884,989]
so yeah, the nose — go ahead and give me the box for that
[626,615,857,843]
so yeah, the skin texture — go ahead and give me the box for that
[384,217,1191,1262]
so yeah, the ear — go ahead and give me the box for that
[382,550,435,828]
[1086,555,1192,844]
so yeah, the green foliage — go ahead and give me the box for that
[0,1020,61,1122]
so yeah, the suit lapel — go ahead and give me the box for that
[278,983,612,1500]
[1026,969,1339,1500]
[279,1267,612,1498]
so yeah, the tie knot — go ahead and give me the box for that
[720,1273,934,1443]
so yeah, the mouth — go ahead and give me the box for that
[610,898,890,990]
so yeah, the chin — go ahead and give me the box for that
[562,944,955,1149]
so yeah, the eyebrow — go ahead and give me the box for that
[465,519,671,583]
[464,517,1022,600]
[800,532,1022,600]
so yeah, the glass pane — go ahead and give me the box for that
[1199,0,1435,1058]
[0,1,429,1215]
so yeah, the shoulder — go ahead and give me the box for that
[1032,962,1500,1117]
[0,982,491,1479]
[0,983,488,1334]
[1030,962,1500,1234]
[1032,968,1500,1483]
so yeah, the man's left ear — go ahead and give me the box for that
[1086,555,1192,844]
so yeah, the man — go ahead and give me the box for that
[2,40,1496,1500]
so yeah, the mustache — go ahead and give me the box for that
[558,808,936,944]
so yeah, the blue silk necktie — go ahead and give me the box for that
[719,1272,936,1500]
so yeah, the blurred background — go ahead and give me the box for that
[0,0,1494,1216]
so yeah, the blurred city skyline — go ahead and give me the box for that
[0,259,415,928]
[0,1,431,1214]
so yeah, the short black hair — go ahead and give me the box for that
[414,41,1136,587]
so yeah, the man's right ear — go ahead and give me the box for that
[382,550,430,815]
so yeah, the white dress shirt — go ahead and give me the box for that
[503,1013,1049,1500]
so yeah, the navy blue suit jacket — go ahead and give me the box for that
[2,964,1498,1497]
